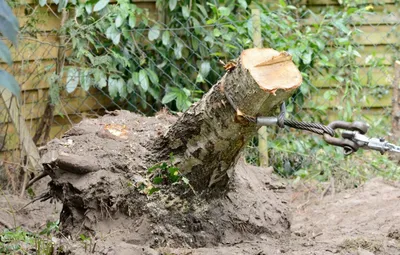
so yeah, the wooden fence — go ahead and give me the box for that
[2,0,398,169]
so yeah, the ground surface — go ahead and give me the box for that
[2,176,400,254]
[1,111,400,255]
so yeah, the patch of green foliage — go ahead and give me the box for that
[0,220,61,255]
[140,154,190,195]
[36,0,366,115]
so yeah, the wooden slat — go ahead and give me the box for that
[21,90,113,120]
[355,25,400,45]
[306,4,400,25]
[357,45,396,66]
[0,89,42,171]
[0,116,81,150]
[1,59,57,91]
[312,66,393,88]
[300,0,395,5]
[14,5,60,32]
[305,87,392,108]
[2,34,60,63]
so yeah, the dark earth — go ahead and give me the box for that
[1,111,400,255]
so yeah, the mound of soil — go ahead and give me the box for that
[2,111,400,255]
[38,110,290,253]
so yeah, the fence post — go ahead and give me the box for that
[252,8,269,167]
[391,60,400,162]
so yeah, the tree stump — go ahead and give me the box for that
[40,48,302,250]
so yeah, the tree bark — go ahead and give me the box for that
[154,48,302,191]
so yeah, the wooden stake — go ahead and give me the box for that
[252,8,269,167]
[390,60,400,162]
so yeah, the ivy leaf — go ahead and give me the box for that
[200,61,211,78]
[148,26,160,41]
[182,5,190,19]
[146,68,159,85]
[0,40,12,65]
[80,69,92,91]
[161,91,177,104]
[0,70,20,99]
[108,76,119,98]
[66,68,79,93]
[93,0,109,12]
[39,0,47,7]
[139,69,149,91]
[115,15,123,28]
[162,31,170,46]
[169,0,177,11]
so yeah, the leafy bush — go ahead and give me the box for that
[0,0,20,98]
[50,0,363,115]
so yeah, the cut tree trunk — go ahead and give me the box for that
[39,48,301,248]
[154,48,302,191]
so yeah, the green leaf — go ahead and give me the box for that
[218,7,230,16]
[238,0,247,9]
[303,51,312,65]
[182,5,190,19]
[128,14,136,28]
[169,0,177,11]
[0,70,20,99]
[146,68,159,85]
[213,28,221,37]
[66,68,79,93]
[162,31,170,46]
[126,78,134,93]
[93,0,109,12]
[85,3,92,14]
[39,0,47,7]
[58,0,68,12]
[139,69,149,91]
[161,91,177,104]
[80,69,92,91]
[98,73,107,88]
[108,76,119,98]
[279,0,287,7]
[116,78,127,98]
[174,39,183,59]
[148,26,160,41]
[0,40,12,65]
[152,176,163,184]
[200,61,211,78]
[106,25,121,45]
[0,1,19,46]
[132,72,140,85]
[115,15,123,28]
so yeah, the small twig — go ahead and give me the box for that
[17,192,51,212]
